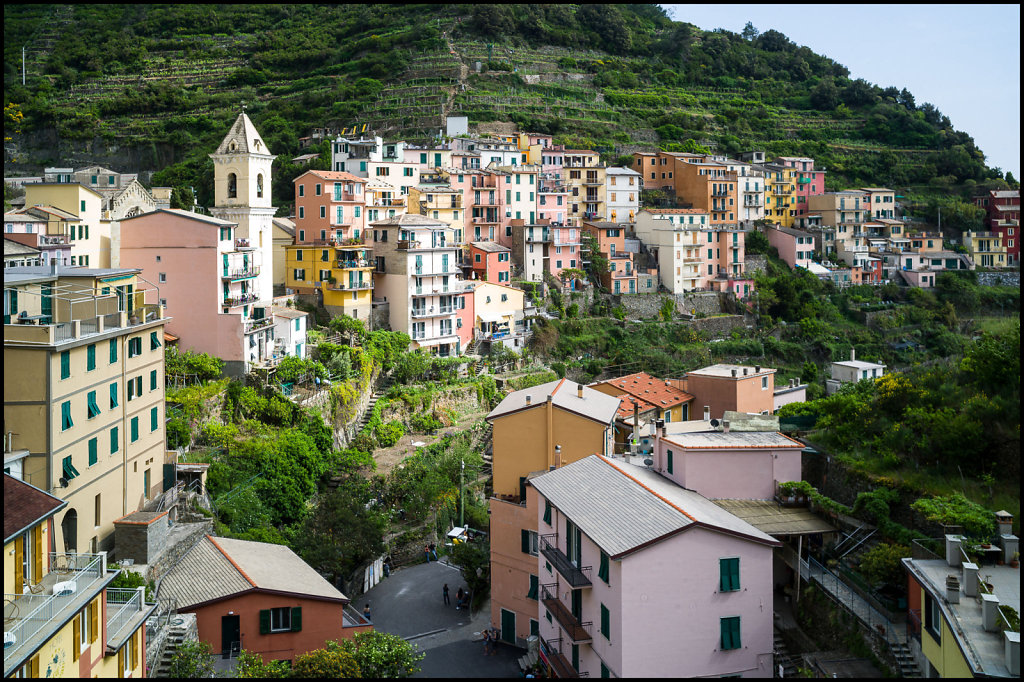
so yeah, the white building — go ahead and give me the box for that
[633,208,712,293]
[826,349,886,395]
[604,167,642,224]
[331,136,421,197]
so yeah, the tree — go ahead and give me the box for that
[170,185,195,210]
[658,297,675,321]
[167,640,215,678]
[292,643,361,678]
[810,77,839,110]
[340,631,425,678]
[858,543,910,588]
[232,650,290,678]
[447,538,490,605]
[741,21,759,41]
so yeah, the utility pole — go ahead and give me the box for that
[23,46,26,85]
[459,458,465,528]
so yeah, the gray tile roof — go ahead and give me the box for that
[159,536,347,609]
[661,431,805,449]
[530,456,779,558]
[369,213,449,228]
[486,378,621,425]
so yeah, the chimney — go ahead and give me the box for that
[655,418,665,439]
[554,445,561,469]
[945,534,963,567]
[703,406,710,421]
[982,593,1000,632]
[755,365,761,373]
[577,384,584,399]
[962,562,979,597]
[945,575,960,604]
[50,259,59,275]
[731,369,737,378]
[722,419,730,434]
[850,348,856,362]
[743,367,749,376]
[995,510,1014,537]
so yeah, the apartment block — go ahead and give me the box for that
[23,183,111,268]
[563,151,606,224]
[581,221,637,294]
[962,230,1008,268]
[775,157,826,219]
[683,364,776,421]
[4,265,168,555]
[331,136,420,197]
[766,225,818,270]
[604,167,642,224]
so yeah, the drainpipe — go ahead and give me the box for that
[546,394,554,468]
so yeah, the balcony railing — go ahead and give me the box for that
[105,587,148,644]
[243,317,274,334]
[540,584,592,642]
[539,536,593,589]
[224,291,260,307]
[328,280,372,291]
[223,266,261,280]
[540,636,579,678]
[4,553,107,672]
[411,305,456,318]
[336,258,372,269]
[234,238,254,250]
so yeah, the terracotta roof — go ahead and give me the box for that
[641,208,709,215]
[300,170,367,183]
[4,475,67,543]
[596,372,694,411]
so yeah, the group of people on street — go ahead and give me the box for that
[481,627,501,656]
[442,583,469,610]
[425,543,438,562]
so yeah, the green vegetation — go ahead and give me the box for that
[292,643,361,679]
[858,543,911,589]
[167,640,215,679]
[340,632,425,679]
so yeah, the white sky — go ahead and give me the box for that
[662,4,1021,179]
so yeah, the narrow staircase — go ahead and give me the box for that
[153,620,190,678]
[889,639,922,678]
[772,629,798,678]
[328,374,393,489]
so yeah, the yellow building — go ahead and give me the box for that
[4,474,154,678]
[487,379,622,647]
[408,184,465,245]
[962,230,1008,268]
[283,242,374,323]
[271,217,296,289]
[763,165,799,227]
[23,183,112,268]
[470,281,525,348]
[4,265,168,556]
[563,152,606,224]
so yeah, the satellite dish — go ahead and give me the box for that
[710,419,720,427]
[59,477,69,488]
[643,458,654,467]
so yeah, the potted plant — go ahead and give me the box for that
[1011,552,1020,569]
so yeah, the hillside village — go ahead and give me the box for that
[3,106,1020,679]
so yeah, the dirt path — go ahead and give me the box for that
[372,406,489,476]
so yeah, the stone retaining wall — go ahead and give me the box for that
[687,314,747,337]
[745,254,768,276]
[977,271,1020,287]
[145,519,214,584]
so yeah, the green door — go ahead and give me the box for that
[571,644,579,671]
[500,608,516,644]
[571,589,582,621]
[4,289,16,324]
[41,284,52,320]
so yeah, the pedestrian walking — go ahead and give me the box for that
[455,587,465,610]
[363,604,372,621]
[443,583,450,606]
[424,545,431,563]
[429,542,438,561]
[482,628,491,655]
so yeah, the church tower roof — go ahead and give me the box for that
[214,112,272,156]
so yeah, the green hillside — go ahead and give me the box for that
[3,3,1009,205]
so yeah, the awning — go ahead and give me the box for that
[805,262,831,275]
[712,499,836,536]
[477,311,509,323]
[164,332,179,343]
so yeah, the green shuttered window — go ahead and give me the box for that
[61,351,71,379]
[88,438,98,466]
[110,382,119,409]
[543,501,552,525]
[527,574,538,601]
[598,551,610,584]
[87,391,100,419]
[110,427,119,454]
[109,339,118,363]
[720,616,741,650]
[61,401,73,431]
[130,416,139,443]
[87,344,96,371]
[720,558,740,592]
[600,603,610,640]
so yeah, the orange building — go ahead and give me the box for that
[293,170,368,244]
[683,364,776,421]
[486,379,621,646]
[581,221,637,294]
[160,535,370,662]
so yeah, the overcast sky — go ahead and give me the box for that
[662,4,1021,179]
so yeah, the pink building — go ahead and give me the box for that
[468,241,512,284]
[683,364,776,421]
[455,283,474,351]
[776,157,825,219]
[4,213,70,266]
[530,455,778,678]
[651,429,804,501]
[765,226,817,270]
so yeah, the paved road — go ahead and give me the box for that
[361,559,525,678]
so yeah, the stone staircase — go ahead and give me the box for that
[464,337,478,356]
[772,629,799,678]
[327,374,392,489]
[889,639,922,677]
[518,648,539,672]
[152,619,191,678]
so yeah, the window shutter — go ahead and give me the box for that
[30,653,40,678]
[730,559,740,591]
[527,574,538,601]
[598,552,609,584]
[259,609,271,634]
[32,526,43,583]
[110,382,119,409]
[543,501,552,525]
[151,407,158,432]
[110,339,117,363]
[61,351,70,379]
[89,438,98,466]
[131,631,139,669]
[89,601,98,643]
[601,603,610,640]
[720,559,729,592]
[521,529,531,554]
[290,606,302,632]
[118,648,125,677]
[73,616,81,660]
[14,539,24,593]
[667,450,673,474]
[87,344,96,371]
[151,370,157,391]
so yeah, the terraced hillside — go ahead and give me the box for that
[3,4,1005,205]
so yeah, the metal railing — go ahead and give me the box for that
[540,585,593,642]
[105,587,146,643]
[223,266,261,280]
[4,553,106,668]
[243,317,274,334]
[540,537,592,588]
[102,312,122,329]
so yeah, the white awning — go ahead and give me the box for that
[805,262,831,275]
[477,311,509,323]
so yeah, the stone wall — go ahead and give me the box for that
[977,271,1020,287]
[617,294,672,319]
[370,301,391,331]
[145,519,214,584]
[745,254,768,276]
[686,314,747,337]
[676,292,724,316]
[113,512,171,565]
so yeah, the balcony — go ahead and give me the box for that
[368,197,406,208]
[243,317,274,334]
[541,584,592,643]
[105,587,154,651]
[234,238,255,250]
[336,258,373,269]
[413,265,460,277]
[327,280,372,291]
[222,266,261,281]
[540,636,580,679]
[4,553,110,675]
[526,230,551,243]
[540,536,592,588]
[711,189,728,197]
[223,291,260,307]
[411,305,455,318]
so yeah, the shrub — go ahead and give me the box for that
[375,420,405,447]
[292,645,360,678]
[858,542,910,588]
[911,493,997,539]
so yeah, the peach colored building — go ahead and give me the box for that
[487,380,620,648]
[530,455,778,678]
[293,170,367,243]
[766,225,817,270]
[160,535,370,662]
[467,241,512,284]
[684,364,776,421]
[581,221,637,294]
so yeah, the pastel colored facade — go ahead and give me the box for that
[860,187,896,220]
[271,217,295,288]
[651,430,804,500]
[161,535,371,663]
[40,165,156,222]
[4,476,155,679]
[975,190,1019,265]
[509,220,582,284]
[449,169,503,243]
[766,226,817,270]
[293,170,367,245]
[370,214,469,356]
[487,380,620,647]
[284,239,374,324]
[331,136,421,197]
[364,178,408,224]
[673,157,742,225]
[4,267,168,555]
[23,183,111,268]
[775,157,826,219]
[728,161,766,226]
[827,350,885,395]
[455,282,475,351]
[684,364,776,421]
[120,209,282,373]
[634,209,712,293]
[5,213,71,267]
[468,241,512,284]
[761,165,800,227]
[807,191,868,251]
[589,372,694,448]
[531,455,778,678]
[537,170,569,226]
[471,281,525,349]
[581,221,637,294]
[494,163,541,247]
[604,167,641,224]
[409,184,464,245]
[562,151,606,224]
[962,230,1008,268]
[271,306,309,360]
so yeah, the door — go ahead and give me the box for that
[500,608,516,644]
[571,589,582,621]
[221,615,240,658]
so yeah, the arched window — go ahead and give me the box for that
[228,173,237,199]
[61,509,78,553]
[256,173,264,199]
